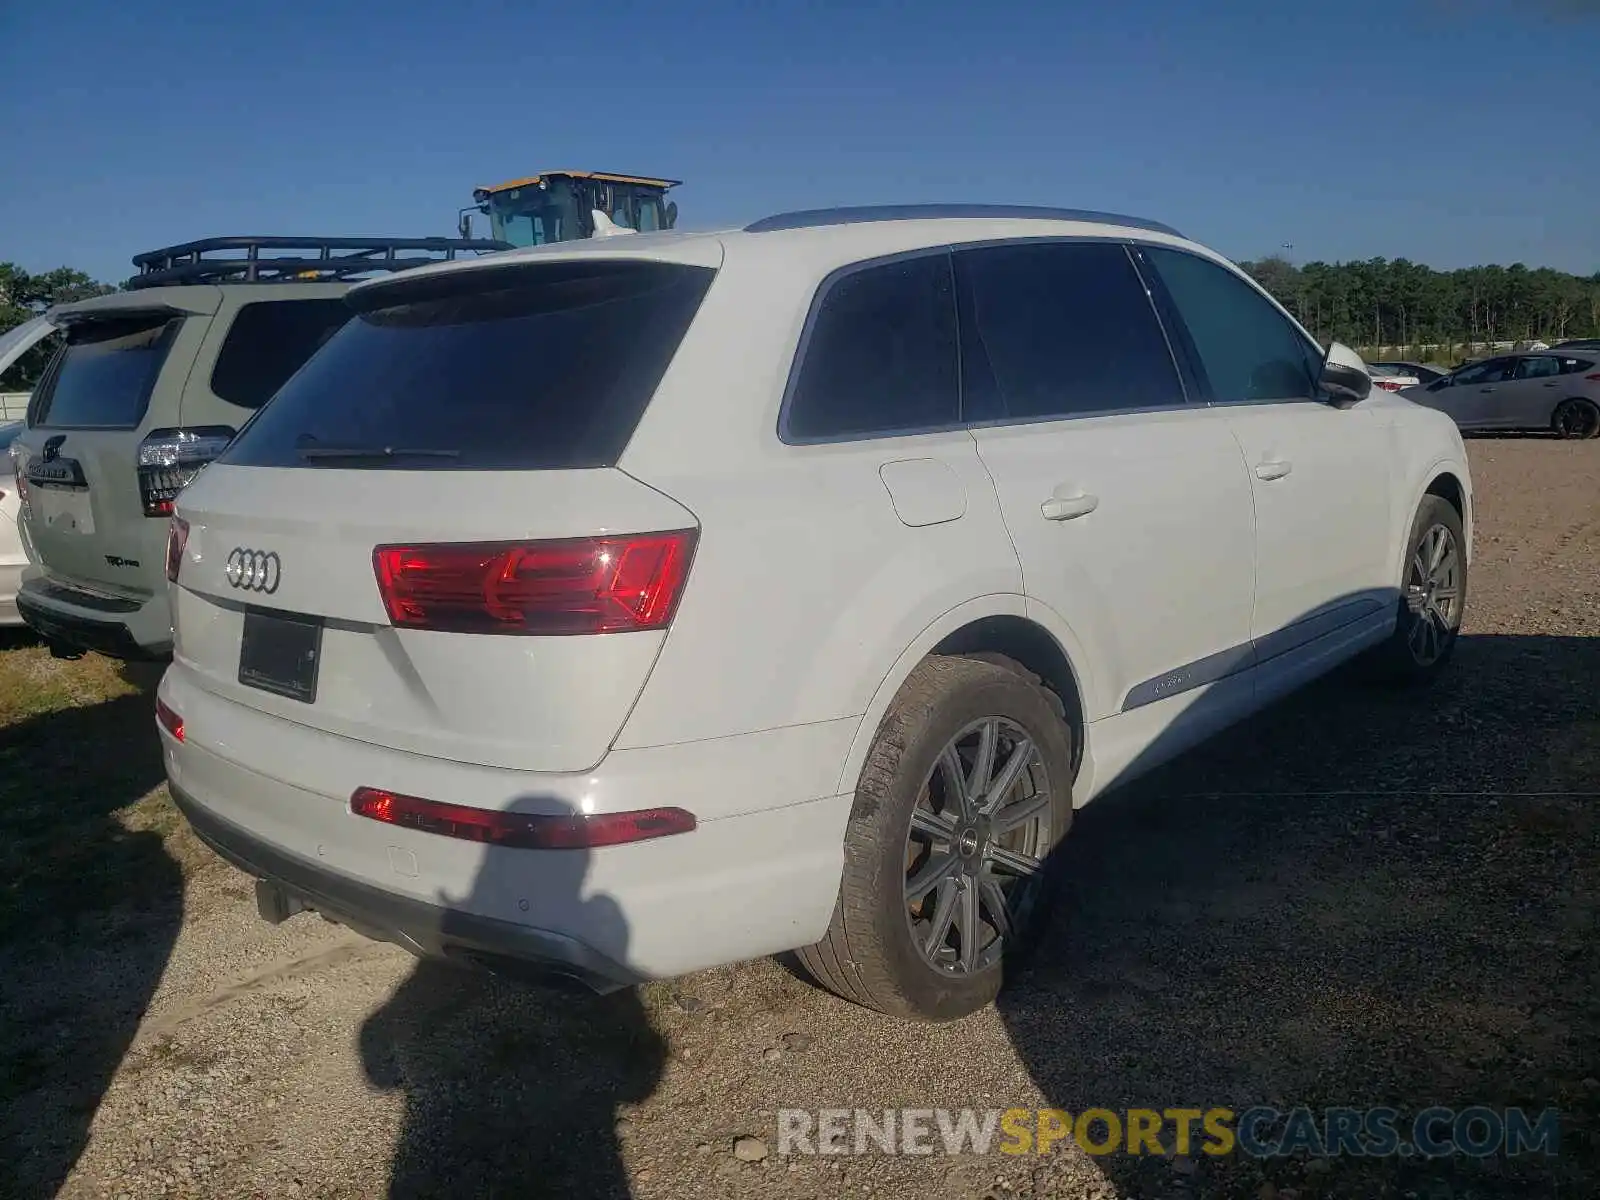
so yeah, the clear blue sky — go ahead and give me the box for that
[4,0,1596,284]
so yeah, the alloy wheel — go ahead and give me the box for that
[1555,400,1599,440]
[903,716,1052,976]
[1404,522,1462,666]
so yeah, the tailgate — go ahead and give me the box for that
[13,307,211,598]
[173,465,698,773]
[166,252,720,774]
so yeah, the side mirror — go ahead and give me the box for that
[665,201,679,229]
[1319,342,1372,406]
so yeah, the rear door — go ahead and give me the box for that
[169,251,722,774]
[15,295,219,597]
[1502,354,1565,427]
[959,239,1257,721]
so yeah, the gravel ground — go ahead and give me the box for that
[2,436,1596,1200]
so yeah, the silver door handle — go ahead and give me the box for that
[1041,493,1099,521]
[1255,460,1292,481]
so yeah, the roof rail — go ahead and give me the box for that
[126,235,514,291]
[743,204,1184,238]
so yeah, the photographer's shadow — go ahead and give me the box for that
[357,800,665,1199]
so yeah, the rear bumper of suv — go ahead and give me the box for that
[158,665,857,986]
[171,783,643,992]
[15,575,172,658]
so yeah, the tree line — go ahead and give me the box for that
[1240,255,1600,358]
[0,263,117,391]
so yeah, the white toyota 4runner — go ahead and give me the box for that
[5,236,505,660]
[158,206,1473,1020]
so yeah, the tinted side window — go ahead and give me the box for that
[33,315,182,428]
[1145,247,1318,403]
[955,241,1184,421]
[1512,356,1560,380]
[210,299,353,409]
[1559,358,1593,375]
[1453,358,1513,386]
[784,254,958,441]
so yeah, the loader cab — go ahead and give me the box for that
[467,171,681,246]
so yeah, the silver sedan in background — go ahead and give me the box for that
[1402,351,1600,439]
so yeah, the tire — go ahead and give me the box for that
[1364,494,1467,685]
[797,655,1074,1021]
[1552,398,1600,440]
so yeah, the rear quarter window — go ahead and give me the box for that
[210,299,353,409]
[220,260,716,470]
[31,315,182,429]
[781,252,959,442]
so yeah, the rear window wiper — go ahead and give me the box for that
[298,445,461,461]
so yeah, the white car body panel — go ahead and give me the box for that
[160,211,1474,988]
[0,459,28,625]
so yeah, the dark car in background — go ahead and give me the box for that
[1402,351,1600,439]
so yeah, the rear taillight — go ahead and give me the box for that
[372,529,698,636]
[166,517,190,583]
[156,697,184,742]
[1374,379,1403,392]
[8,443,30,519]
[350,787,696,849]
[1586,373,1600,382]
[137,426,235,517]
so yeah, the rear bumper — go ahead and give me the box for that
[171,783,642,992]
[159,665,856,983]
[15,575,172,658]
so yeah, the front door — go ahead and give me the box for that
[1427,356,1516,429]
[1137,245,1398,663]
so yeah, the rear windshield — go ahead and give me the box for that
[32,315,182,429]
[221,259,716,470]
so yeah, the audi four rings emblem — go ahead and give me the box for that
[225,549,282,594]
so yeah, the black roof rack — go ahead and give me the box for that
[743,204,1184,238]
[126,235,514,291]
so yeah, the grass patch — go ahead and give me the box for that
[0,637,178,942]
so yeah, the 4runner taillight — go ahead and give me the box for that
[7,443,30,519]
[166,517,190,583]
[137,427,235,517]
[372,530,698,636]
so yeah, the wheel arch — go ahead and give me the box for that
[832,598,1092,802]
[1394,459,1472,588]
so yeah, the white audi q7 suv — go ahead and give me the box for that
[158,205,1473,1021]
